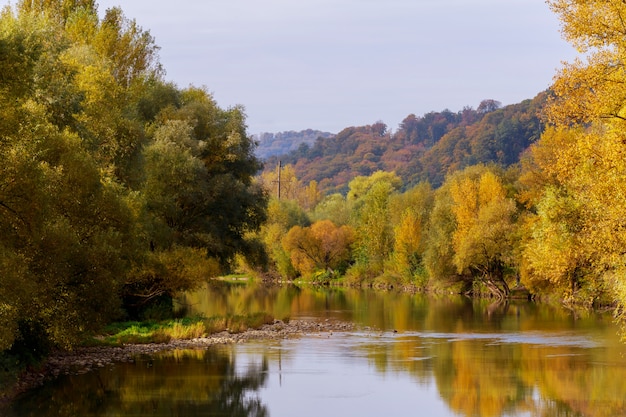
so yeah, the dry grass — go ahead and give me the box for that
[96,313,275,345]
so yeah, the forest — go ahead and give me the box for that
[3,0,626,363]
[254,129,334,160]
[264,96,544,193]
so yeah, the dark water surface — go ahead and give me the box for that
[9,284,626,416]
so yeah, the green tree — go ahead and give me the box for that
[311,193,351,226]
[424,182,459,288]
[0,103,135,349]
[347,171,402,279]
[0,1,268,351]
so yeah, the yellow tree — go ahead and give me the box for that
[259,163,322,210]
[520,1,626,310]
[387,182,434,285]
[547,0,626,127]
[256,199,309,279]
[392,209,423,281]
[519,127,605,303]
[449,166,518,298]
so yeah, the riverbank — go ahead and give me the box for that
[0,318,354,409]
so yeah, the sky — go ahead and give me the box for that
[7,0,580,135]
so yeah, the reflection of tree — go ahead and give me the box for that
[172,286,626,417]
[434,340,528,417]
[347,293,626,417]
[12,348,269,417]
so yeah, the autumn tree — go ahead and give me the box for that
[260,162,323,210]
[423,182,459,287]
[282,220,355,279]
[256,199,310,279]
[386,182,434,286]
[347,171,402,277]
[517,127,603,303]
[0,8,138,350]
[311,193,351,226]
[518,1,626,310]
[448,166,518,298]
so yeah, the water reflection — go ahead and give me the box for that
[9,285,626,417]
[11,348,269,417]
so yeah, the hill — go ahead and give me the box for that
[262,94,546,193]
[254,130,335,159]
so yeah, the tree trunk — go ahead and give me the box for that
[483,268,510,299]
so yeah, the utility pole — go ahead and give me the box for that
[276,161,282,200]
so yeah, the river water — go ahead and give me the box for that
[8,283,626,416]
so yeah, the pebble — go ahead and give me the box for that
[1,318,356,408]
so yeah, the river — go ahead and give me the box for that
[8,282,626,416]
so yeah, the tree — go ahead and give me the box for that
[547,0,626,127]
[0,103,136,348]
[0,1,268,351]
[282,220,354,278]
[347,171,402,272]
[424,183,458,286]
[518,1,626,311]
[477,99,501,114]
[17,0,97,23]
[311,193,351,226]
[387,182,434,285]
[256,199,310,279]
[144,88,267,265]
[391,209,424,283]
[448,166,518,298]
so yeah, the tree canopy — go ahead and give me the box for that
[0,2,265,352]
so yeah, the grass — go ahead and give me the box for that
[92,312,275,346]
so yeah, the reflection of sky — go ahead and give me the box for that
[236,336,457,417]
[52,0,580,134]
[406,331,600,348]
[232,329,626,417]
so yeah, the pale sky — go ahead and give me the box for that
[8,0,580,135]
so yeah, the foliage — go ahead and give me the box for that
[448,166,518,298]
[0,2,266,354]
[282,220,355,278]
[376,181,434,287]
[254,129,334,159]
[517,0,626,313]
[347,171,402,274]
[253,198,310,279]
[263,95,544,193]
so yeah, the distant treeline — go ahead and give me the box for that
[264,96,545,193]
[254,130,335,159]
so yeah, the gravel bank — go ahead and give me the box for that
[1,318,355,407]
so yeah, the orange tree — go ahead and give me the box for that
[282,220,355,279]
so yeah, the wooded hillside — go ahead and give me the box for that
[254,130,334,159]
[263,95,546,193]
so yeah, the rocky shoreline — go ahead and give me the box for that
[1,318,355,408]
